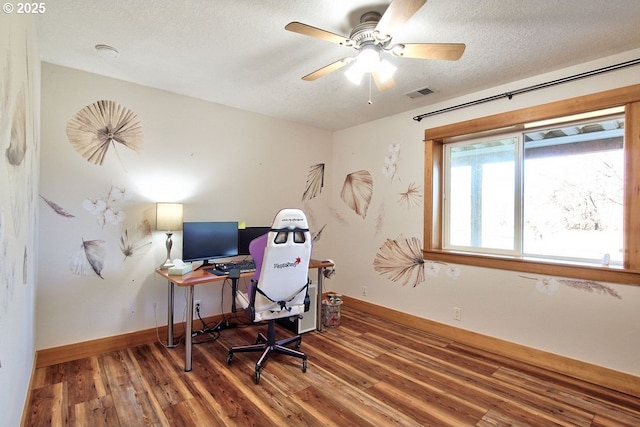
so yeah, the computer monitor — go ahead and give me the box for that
[237,226,271,256]
[182,221,238,266]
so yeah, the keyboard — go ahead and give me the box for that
[205,260,256,276]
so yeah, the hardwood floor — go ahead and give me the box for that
[25,306,640,426]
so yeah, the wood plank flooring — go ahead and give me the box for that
[25,306,640,426]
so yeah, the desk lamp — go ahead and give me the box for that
[156,203,183,269]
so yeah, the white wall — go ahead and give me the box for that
[38,63,333,349]
[0,13,39,427]
[330,48,640,376]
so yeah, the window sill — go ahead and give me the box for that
[423,249,640,286]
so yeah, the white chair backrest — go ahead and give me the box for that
[253,208,312,314]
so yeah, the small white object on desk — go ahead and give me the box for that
[168,259,192,275]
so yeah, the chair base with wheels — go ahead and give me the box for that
[227,318,307,384]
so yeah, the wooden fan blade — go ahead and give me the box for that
[372,70,396,91]
[285,22,351,46]
[376,0,427,40]
[393,43,466,60]
[302,57,355,81]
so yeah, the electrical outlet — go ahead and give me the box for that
[453,307,462,321]
[361,286,367,297]
[194,299,202,314]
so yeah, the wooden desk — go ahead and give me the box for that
[156,259,335,371]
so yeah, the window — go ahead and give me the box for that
[443,114,624,265]
[423,85,640,285]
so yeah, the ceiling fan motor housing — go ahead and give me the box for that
[349,12,389,49]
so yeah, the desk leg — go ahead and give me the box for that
[316,268,324,332]
[167,280,176,348]
[185,285,194,372]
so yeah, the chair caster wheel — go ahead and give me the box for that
[254,370,261,384]
[226,353,233,365]
[302,359,307,373]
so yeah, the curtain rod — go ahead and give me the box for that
[412,58,640,122]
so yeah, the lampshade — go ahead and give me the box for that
[156,203,183,231]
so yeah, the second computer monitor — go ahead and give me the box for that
[237,226,271,256]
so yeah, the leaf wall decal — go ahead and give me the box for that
[373,235,425,287]
[68,239,106,279]
[66,100,143,166]
[341,170,373,219]
[302,163,325,201]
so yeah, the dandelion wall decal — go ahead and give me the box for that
[341,170,373,219]
[120,220,152,260]
[398,182,422,209]
[302,163,325,201]
[312,224,326,243]
[66,100,143,166]
[373,235,425,287]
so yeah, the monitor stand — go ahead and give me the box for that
[194,260,215,271]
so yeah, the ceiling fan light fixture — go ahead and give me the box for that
[345,63,365,85]
[377,59,397,83]
[357,44,381,71]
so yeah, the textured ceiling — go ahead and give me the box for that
[36,0,640,131]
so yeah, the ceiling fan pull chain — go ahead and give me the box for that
[368,73,373,105]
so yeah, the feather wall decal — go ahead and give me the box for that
[5,86,26,166]
[68,239,106,279]
[341,170,373,219]
[120,220,152,260]
[66,100,143,166]
[39,195,75,218]
[302,163,325,201]
[520,275,622,299]
[558,278,622,299]
[373,235,425,287]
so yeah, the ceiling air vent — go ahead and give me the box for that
[406,87,434,99]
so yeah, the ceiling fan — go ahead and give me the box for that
[285,0,465,91]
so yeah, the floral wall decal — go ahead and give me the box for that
[341,169,373,219]
[68,238,106,279]
[82,185,131,227]
[66,99,143,166]
[120,220,152,260]
[520,275,622,299]
[302,163,325,201]
[382,143,400,181]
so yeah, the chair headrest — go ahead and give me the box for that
[271,208,308,231]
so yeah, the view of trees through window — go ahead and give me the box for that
[445,114,624,265]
